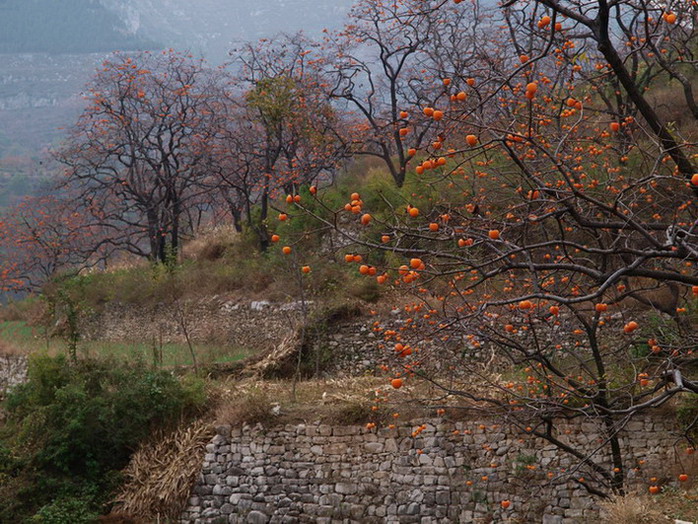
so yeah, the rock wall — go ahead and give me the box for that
[181,415,684,523]
[82,299,307,352]
[0,354,27,399]
[79,299,417,377]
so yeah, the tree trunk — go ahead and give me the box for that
[147,210,160,262]
[257,188,270,252]
[230,205,243,233]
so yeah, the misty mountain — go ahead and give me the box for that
[99,0,353,62]
[0,0,159,54]
[0,0,354,207]
[0,0,353,58]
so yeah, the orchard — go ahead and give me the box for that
[1,0,696,504]
[289,0,698,498]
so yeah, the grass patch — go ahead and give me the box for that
[0,321,251,367]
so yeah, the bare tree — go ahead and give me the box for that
[58,51,223,263]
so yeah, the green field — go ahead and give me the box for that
[0,320,251,367]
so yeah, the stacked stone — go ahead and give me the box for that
[81,299,306,352]
[181,415,679,523]
[0,354,28,399]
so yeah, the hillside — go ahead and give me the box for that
[0,0,697,522]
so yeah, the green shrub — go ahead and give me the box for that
[30,496,99,524]
[0,354,207,522]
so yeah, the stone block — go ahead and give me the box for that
[365,442,384,453]
[335,482,357,495]
[542,515,563,524]
[246,510,269,523]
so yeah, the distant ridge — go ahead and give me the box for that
[98,0,354,62]
[0,0,159,53]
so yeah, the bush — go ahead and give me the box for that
[30,496,99,524]
[0,354,207,522]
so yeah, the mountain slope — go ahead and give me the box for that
[0,0,158,53]
[99,0,353,62]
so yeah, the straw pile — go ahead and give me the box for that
[243,329,301,378]
[111,419,213,521]
[240,302,362,379]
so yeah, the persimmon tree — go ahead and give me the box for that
[296,0,698,498]
[0,195,100,291]
[322,0,455,187]
[57,50,224,263]
[224,35,346,249]
[205,102,265,234]
[502,0,697,176]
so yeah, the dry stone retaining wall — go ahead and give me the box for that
[80,300,414,376]
[0,354,27,398]
[181,415,681,523]
[82,299,307,352]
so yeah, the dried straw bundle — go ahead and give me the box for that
[244,329,301,378]
[111,420,213,521]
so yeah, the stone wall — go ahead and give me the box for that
[79,299,419,377]
[81,299,307,352]
[181,415,685,523]
[0,354,27,399]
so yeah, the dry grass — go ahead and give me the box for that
[599,494,670,523]
[110,420,214,522]
[599,488,698,524]
[0,338,25,357]
[181,225,238,262]
[212,375,431,428]
[243,329,301,378]
[216,386,274,426]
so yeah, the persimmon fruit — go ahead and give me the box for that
[623,321,639,334]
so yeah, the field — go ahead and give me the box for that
[0,320,251,367]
